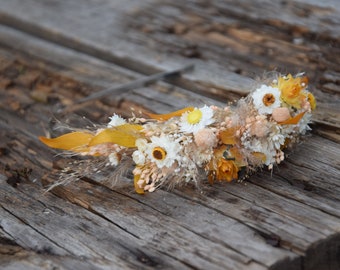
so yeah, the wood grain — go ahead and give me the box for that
[0,1,339,269]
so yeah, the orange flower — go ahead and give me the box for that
[216,158,239,182]
[207,145,245,184]
[219,126,239,145]
[278,74,308,109]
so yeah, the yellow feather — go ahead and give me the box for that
[89,124,143,148]
[146,107,194,121]
[39,132,94,152]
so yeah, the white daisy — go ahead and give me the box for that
[146,135,181,168]
[180,105,214,133]
[252,85,281,115]
[107,114,126,127]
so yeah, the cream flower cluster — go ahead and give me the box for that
[40,73,316,194]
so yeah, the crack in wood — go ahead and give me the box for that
[1,205,73,256]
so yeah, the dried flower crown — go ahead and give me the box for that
[40,73,316,194]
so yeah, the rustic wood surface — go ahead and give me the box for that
[0,1,339,269]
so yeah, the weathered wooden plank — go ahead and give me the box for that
[1,34,338,205]
[0,94,271,270]
[0,205,69,256]
[0,0,339,130]
[0,11,339,268]
[1,121,337,269]
[0,117,268,269]
[175,187,323,253]
[40,179,272,270]
[0,1,253,97]
[173,185,340,269]
[1,37,338,202]
[0,25,221,111]
[0,48,266,269]
[0,23,338,146]
[222,182,339,235]
[272,135,340,192]
[1,176,197,269]
[43,175,299,268]
[0,247,114,270]
[0,49,200,269]
[2,60,338,267]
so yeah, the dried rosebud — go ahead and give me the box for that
[272,107,291,122]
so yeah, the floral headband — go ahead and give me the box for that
[40,73,316,194]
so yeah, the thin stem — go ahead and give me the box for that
[74,64,194,104]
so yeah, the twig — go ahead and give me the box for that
[74,64,194,104]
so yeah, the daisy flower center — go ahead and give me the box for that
[187,109,203,124]
[152,147,167,161]
[262,93,275,106]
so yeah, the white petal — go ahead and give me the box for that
[107,114,126,127]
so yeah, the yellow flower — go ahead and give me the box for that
[307,92,316,110]
[180,105,214,133]
[278,74,308,109]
